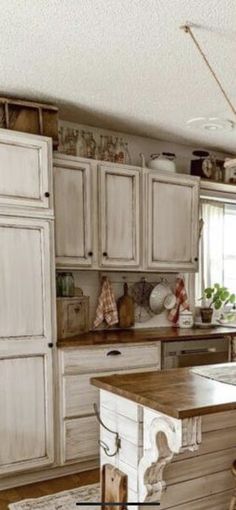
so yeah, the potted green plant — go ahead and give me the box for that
[200,284,235,323]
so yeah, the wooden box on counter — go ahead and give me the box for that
[0,96,59,148]
[57,296,90,339]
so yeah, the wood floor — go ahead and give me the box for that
[0,469,99,510]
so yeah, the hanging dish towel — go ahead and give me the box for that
[94,277,118,328]
[168,276,189,324]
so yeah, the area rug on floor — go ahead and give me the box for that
[8,482,100,510]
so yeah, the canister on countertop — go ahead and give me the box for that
[179,310,194,328]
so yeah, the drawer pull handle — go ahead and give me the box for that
[74,306,81,313]
[106,350,121,356]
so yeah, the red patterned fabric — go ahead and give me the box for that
[168,276,189,324]
[94,277,118,328]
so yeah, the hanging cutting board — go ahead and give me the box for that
[117,283,135,328]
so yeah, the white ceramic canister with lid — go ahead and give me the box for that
[148,152,176,172]
[179,310,194,328]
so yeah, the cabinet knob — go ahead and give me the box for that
[194,257,198,262]
[48,343,53,348]
[44,192,50,198]
[103,252,108,257]
[88,251,93,257]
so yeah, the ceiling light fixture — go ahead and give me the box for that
[180,23,236,118]
[186,117,235,131]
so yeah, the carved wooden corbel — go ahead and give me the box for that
[138,410,202,504]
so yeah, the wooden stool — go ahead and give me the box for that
[229,460,236,510]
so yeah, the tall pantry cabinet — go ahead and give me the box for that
[0,130,56,476]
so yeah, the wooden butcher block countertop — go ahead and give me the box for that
[57,326,236,347]
[91,363,236,419]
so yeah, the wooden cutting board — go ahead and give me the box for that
[117,283,135,328]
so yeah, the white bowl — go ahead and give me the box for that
[149,283,174,314]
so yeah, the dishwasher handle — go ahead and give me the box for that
[180,347,216,354]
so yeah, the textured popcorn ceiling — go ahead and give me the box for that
[1,0,236,152]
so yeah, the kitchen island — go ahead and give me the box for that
[92,364,236,509]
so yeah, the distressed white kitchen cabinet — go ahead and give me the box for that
[0,129,53,215]
[53,154,200,272]
[0,341,54,475]
[54,156,94,267]
[98,164,141,268]
[145,171,199,271]
[0,215,56,475]
[0,216,53,340]
[58,342,161,465]
[0,130,56,486]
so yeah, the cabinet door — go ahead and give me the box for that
[0,341,54,474]
[54,159,93,267]
[0,129,52,212]
[0,216,53,340]
[99,164,140,267]
[146,173,199,271]
[0,215,55,474]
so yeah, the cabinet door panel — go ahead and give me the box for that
[54,161,92,267]
[0,217,52,339]
[99,165,140,267]
[147,173,199,271]
[63,416,99,463]
[0,344,54,474]
[0,129,51,211]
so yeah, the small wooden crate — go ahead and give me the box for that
[0,96,59,148]
[57,296,90,339]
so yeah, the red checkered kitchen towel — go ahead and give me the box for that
[168,276,189,324]
[94,277,118,328]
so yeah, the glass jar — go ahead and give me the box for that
[56,273,63,297]
[61,272,74,297]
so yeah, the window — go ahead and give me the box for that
[196,199,236,299]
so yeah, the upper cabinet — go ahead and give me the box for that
[146,172,199,271]
[98,164,140,268]
[0,129,53,215]
[54,156,93,267]
[53,155,200,272]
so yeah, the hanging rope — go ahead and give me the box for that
[180,24,236,117]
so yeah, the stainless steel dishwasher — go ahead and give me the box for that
[162,337,230,369]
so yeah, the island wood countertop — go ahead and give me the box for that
[91,363,236,419]
[57,326,236,348]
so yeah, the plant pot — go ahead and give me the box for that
[200,307,213,324]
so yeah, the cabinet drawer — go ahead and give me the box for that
[63,364,160,418]
[63,416,99,463]
[63,373,99,417]
[62,342,160,375]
